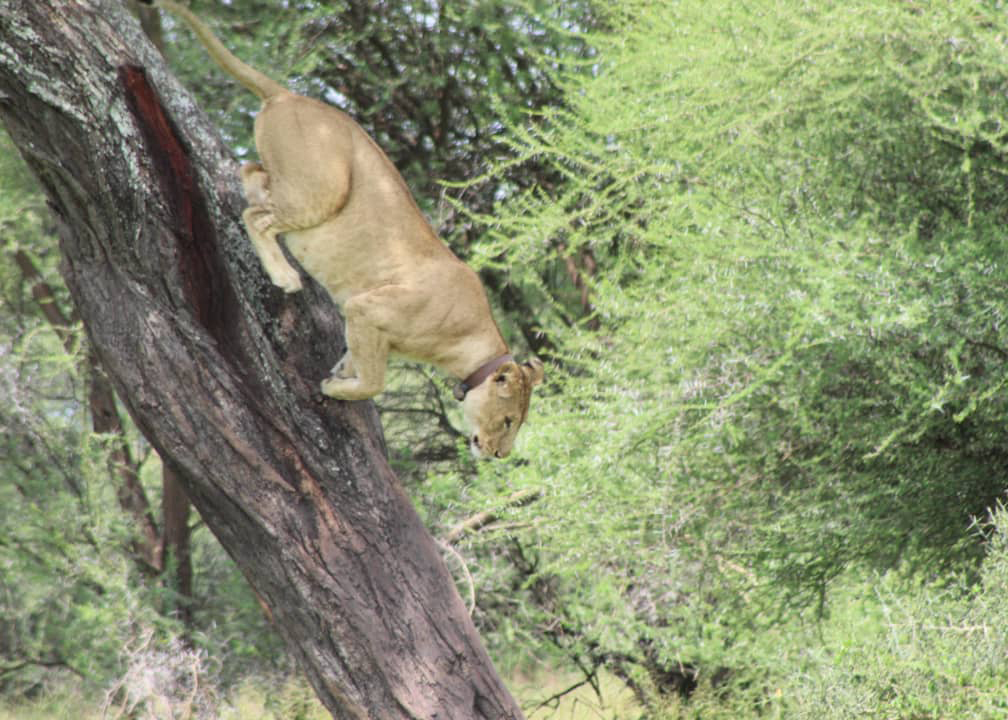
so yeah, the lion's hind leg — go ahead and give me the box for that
[253,96,354,230]
[240,98,354,293]
[239,162,303,293]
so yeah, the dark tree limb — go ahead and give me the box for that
[161,463,193,626]
[0,2,523,718]
[13,249,163,574]
[0,656,85,680]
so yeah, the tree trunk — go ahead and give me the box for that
[132,0,197,633]
[161,464,193,628]
[0,3,524,719]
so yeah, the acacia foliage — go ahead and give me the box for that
[440,0,1008,708]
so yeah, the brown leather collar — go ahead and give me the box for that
[453,354,513,401]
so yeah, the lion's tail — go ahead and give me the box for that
[155,0,288,101]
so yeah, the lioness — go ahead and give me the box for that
[147,0,543,458]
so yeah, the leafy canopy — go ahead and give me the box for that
[444,0,1008,701]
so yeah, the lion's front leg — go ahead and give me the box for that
[320,295,389,401]
[330,351,356,380]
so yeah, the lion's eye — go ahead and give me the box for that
[504,417,513,429]
[495,373,507,383]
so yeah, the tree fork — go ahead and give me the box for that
[0,2,524,718]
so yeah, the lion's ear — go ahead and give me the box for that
[522,358,544,387]
[494,369,515,398]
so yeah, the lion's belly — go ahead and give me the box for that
[284,219,389,307]
[284,205,421,302]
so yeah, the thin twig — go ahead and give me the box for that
[437,539,475,615]
[530,675,595,714]
[443,487,542,544]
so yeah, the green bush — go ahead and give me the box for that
[435,0,1008,710]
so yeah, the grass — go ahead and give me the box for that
[516,670,641,720]
[0,671,641,720]
[5,551,1007,720]
[0,692,100,720]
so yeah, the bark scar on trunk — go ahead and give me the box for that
[118,64,242,361]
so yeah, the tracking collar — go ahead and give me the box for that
[453,354,513,401]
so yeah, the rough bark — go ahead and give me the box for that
[132,0,196,629]
[0,3,524,718]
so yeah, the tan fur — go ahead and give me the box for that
[155,0,542,458]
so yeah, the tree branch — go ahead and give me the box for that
[0,656,85,680]
[12,249,75,349]
[443,488,543,544]
[13,248,162,573]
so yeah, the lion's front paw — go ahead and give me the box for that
[320,376,380,402]
[320,376,356,400]
[320,376,342,398]
[268,266,303,293]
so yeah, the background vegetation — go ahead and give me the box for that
[2,0,1007,717]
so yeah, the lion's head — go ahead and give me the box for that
[462,359,544,459]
